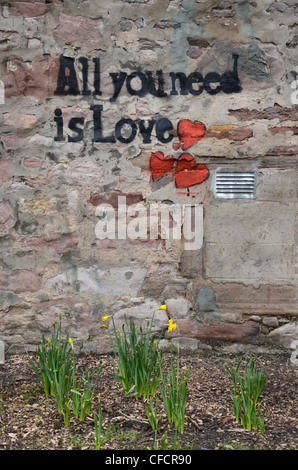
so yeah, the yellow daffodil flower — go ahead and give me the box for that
[158,304,167,310]
[102,324,108,329]
[167,319,177,333]
[102,316,110,322]
[69,337,73,348]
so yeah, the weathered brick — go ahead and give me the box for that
[206,125,253,140]
[229,104,298,121]
[88,191,143,207]
[269,126,298,135]
[266,146,298,156]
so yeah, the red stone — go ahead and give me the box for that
[0,269,42,293]
[12,2,46,17]
[227,128,253,141]
[19,232,79,254]
[88,191,143,208]
[23,157,41,168]
[166,319,260,342]
[177,120,206,150]
[269,126,298,135]
[4,56,59,99]
[54,13,101,45]
[0,160,13,185]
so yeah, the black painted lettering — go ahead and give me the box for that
[146,70,167,97]
[203,72,221,95]
[156,118,174,143]
[54,108,65,141]
[93,58,102,96]
[55,56,80,96]
[68,117,85,142]
[187,72,204,95]
[91,104,116,143]
[138,119,156,143]
[126,72,148,97]
[170,72,188,95]
[221,53,242,94]
[115,118,138,143]
[109,72,127,101]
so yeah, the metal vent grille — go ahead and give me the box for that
[215,171,256,199]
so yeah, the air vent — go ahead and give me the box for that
[215,171,256,199]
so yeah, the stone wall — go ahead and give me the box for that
[0,0,297,356]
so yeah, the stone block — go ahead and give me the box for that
[171,337,198,352]
[12,2,46,17]
[0,160,13,185]
[4,57,59,99]
[44,264,147,297]
[164,297,190,319]
[54,13,102,45]
[0,269,42,294]
[4,113,37,129]
[262,316,279,328]
[0,203,16,232]
[204,201,295,284]
[268,322,298,349]
[109,300,168,337]
[165,319,260,343]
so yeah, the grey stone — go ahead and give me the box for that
[164,297,190,319]
[109,300,168,338]
[268,322,298,349]
[262,316,279,328]
[171,337,199,352]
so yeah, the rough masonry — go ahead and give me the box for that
[0,0,297,356]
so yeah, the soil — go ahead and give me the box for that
[0,348,297,452]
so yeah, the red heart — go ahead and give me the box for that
[150,151,175,180]
[177,120,206,150]
[174,153,209,188]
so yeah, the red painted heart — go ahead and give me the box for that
[150,151,175,180]
[177,120,206,150]
[174,153,209,188]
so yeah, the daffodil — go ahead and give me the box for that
[102,324,108,329]
[52,321,55,327]
[69,337,73,348]
[158,304,167,310]
[167,319,177,333]
[102,316,110,322]
[47,338,51,345]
